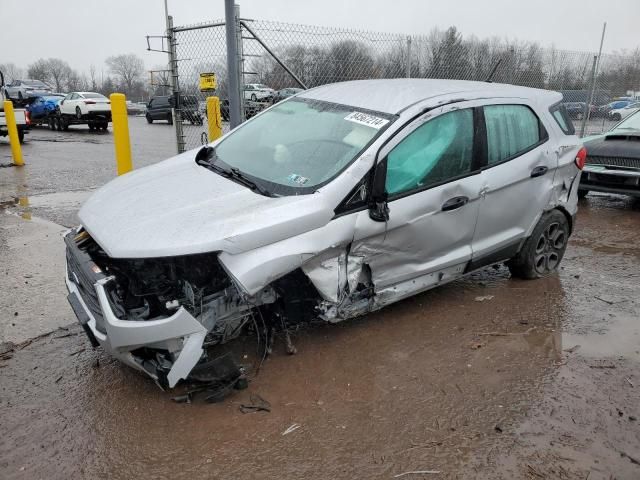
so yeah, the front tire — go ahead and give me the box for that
[167,113,173,125]
[508,210,569,279]
[146,114,153,124]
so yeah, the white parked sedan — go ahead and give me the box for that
[65,79,584,391]
[59,92,111,118]
[243,83,275,101]
[58,92,112,130]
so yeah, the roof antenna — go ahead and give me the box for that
[485,59,503,83]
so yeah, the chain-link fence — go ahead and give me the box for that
[168,18,640,151]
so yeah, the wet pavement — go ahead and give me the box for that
[1,122,639,479]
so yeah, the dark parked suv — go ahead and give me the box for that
[146,95,203,125]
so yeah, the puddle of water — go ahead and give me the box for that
[563,312,640,359]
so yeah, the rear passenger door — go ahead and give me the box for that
[471,103,555,263]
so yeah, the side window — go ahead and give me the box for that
[483,105,545,165]
[385,109,474,196]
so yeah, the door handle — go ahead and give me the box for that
[441,196,469,211]
[530,166,548,178]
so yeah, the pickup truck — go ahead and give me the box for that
[1,71,29,143]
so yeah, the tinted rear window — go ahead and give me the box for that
[550,104,575,135]
[82,93,106,99]
[483,105,547,165]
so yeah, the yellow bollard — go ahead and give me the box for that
[109,93,133,176]
[206,96,222,142]
[3,101,24,166]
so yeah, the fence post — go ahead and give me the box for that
[580,55,598,137]
[206,96,223,142]
[110,93,133,175]
[225,0,242,128]
[405,36,412,78]
[3,101,24,166]
[167,15,185,154]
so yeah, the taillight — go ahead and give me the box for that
[84,100,96,104]
[25,110,31,125]
[575,146,587,170]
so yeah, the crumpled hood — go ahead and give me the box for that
[79,151,333,258]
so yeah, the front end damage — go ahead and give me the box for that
[64,227,278,389]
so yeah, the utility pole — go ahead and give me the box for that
[225,0,242,128]
[580,22,607,137]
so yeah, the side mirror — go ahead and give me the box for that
[368,158,389,222]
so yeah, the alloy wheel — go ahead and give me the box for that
[533,221,566,275]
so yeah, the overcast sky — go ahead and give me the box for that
[1,0,638,74]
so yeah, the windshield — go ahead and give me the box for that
[24,80,47,87]
[614,110,640,131]
[213,98,394,195]
[82,93,106,99]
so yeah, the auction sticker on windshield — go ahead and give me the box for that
[344,111,389,129]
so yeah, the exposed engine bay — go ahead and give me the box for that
[65,228,376,394]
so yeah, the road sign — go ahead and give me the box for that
[199,73,217,91]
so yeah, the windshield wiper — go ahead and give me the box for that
[195,146,271,196]
[227,167,272,196]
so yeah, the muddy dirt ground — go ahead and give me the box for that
[1,122,639,479]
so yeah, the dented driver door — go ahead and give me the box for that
[350,104,485,305]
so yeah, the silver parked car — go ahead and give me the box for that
[65,79,584,390]
[4,79,53,101]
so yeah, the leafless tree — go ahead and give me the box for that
[27,59,50,83]
[0,63,24,83]
[89,64,98,91]
[106,54,145,94]
[47,59,73,92]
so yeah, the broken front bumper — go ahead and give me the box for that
[64,236,207,388]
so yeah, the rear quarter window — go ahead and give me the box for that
[550,104,575,135]
[483,104,548,165]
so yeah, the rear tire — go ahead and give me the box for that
[56,117,63,131]
[578,189,589,199]
[167,113,173,125]
[17,129,24,144]
[88,123,95,131]
[146,114,153,124]
[507,210,569,280]
[48,117,55,130]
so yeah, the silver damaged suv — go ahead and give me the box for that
[65,79,584,388]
